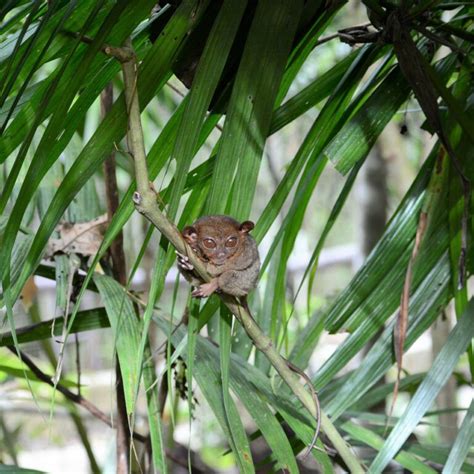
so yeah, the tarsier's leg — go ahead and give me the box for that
[176,251,221,298]
[217,270,249,297]
[191,278,219,298]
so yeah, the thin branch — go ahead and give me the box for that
[165,81,186,98]
[165,81,224,133]
[74,333,81,396]
[61,30,134,62]
[314,22,376,47]
[6,346,126,433]
[118,40,364,472]
[101,82,130,473]
[6,342,216,474]
[29,302,100,473]
[414,24,466,55]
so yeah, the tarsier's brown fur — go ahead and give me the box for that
[178,215,260,298]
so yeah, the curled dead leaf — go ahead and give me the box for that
[46,214,108,258]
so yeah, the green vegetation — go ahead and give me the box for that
[0,1,473,472]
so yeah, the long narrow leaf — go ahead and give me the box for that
[442,400,474,474]
[207,0,304,219]
[325,65,410,175]
[342,421,437,473]
[0,308,109,346]
[369,298,474,473]
[94,275,141,415]
[5,0,202,304]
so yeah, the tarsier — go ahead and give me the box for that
[178,215,321,450]
[177,215,260,298]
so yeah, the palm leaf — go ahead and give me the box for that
[442,400,474,474]
[1,1,472,471]
[369,299,474,472]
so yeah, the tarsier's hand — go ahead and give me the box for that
[176,251,194,271]
[177,251,220,298]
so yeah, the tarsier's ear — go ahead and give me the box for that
[239,221,255,233]
[182,226,198,242]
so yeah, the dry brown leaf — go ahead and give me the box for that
[387,11,469,287]
[390,211,427,418]
[46,214,108,258]
[20,276,38,311]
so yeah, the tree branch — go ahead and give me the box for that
[7,345,213,473]
[118,39,364,473]
[101,82,130,474]
[6,345,148,440]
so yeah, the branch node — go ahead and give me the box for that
[104,45,135,63]
[133,191,142,205]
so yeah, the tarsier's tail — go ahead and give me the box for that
[239,296,321,459]
[285,359,321,459]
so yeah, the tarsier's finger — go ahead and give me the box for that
[175,250,188,259]
[176,252,194,270]
[179,261,194,271]
[191,288,204,298]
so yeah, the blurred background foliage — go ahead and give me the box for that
[0,0,473,472]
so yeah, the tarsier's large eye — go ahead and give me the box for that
[203,238,216,249]
[225,236,238,248]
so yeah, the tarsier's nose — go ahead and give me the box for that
[217,252,226,259]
